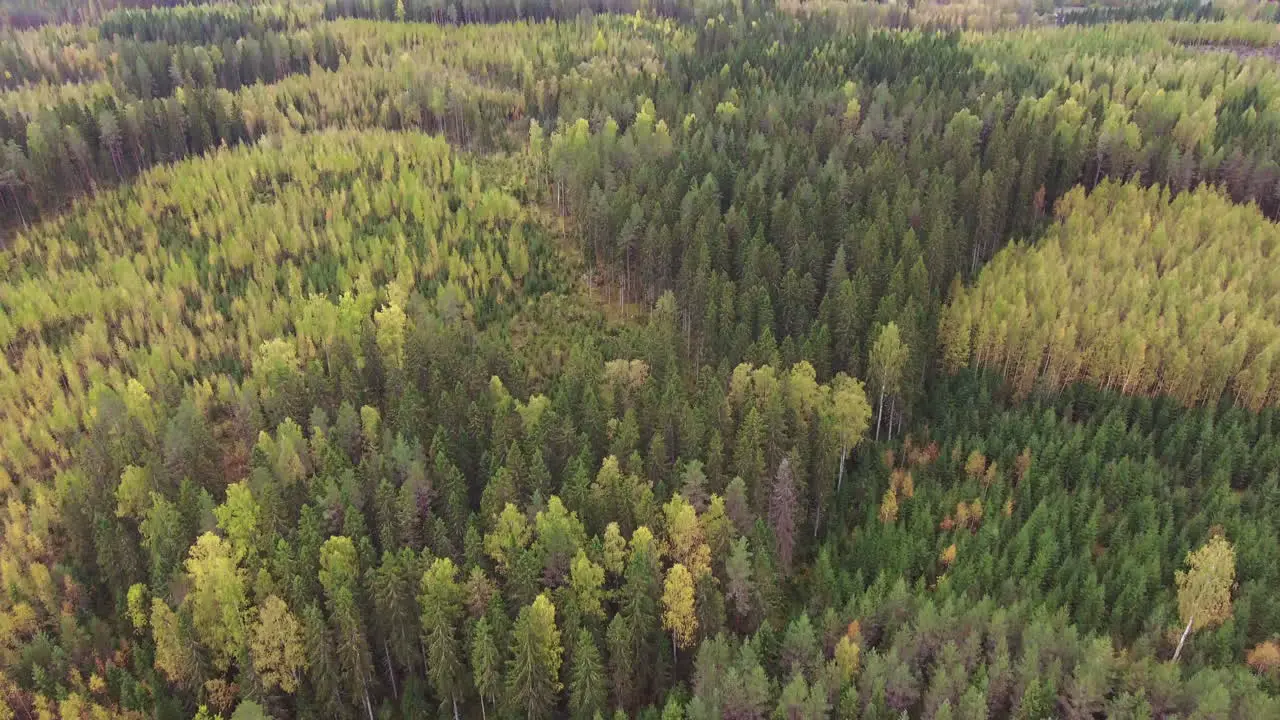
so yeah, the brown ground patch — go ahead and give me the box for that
[1181,42,1280,62]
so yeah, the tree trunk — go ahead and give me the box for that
[452,695,460,720]
[837,446,847,493]
[1173,615,1194,663]
[480,695,487,720]
[383,642,398,698]
[875,385,885,442]
[888,396,897,441]
[895,397,904,438]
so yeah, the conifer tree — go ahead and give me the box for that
[421,557,465,718]
[769,458,799,576]
[470,617,502,720]
[505,594,564,720]
[320,537,375,720]
[569,628,607,720]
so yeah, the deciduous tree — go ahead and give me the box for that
[663,563,698,654]
[868,322,907,441]
[250,595,306,694]
[1173,535,1236,662]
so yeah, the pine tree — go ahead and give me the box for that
[320,537,375,720]
[734,407,767,507]
[607,612,638,711]
[780,614,819,678]
[725,537,755,627]
[301,603,343,717]
[769,458,799,576]
[724,476,753,536]
[470,618,502,720]
[776,673,829,720]
[505,594,564,719]
[420,557,465,718]
[568,628,607,719]
[369,549,418,693]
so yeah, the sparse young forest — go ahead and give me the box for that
[2,0,1280,718]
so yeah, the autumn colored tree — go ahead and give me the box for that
[5,11,1280,720]
[664,493,711,580]
[183,532,250,672]
[828,373,871,492]
[569,550,606,620]
[151,599,200,690]
[1173,535,1236,662]
[663,563,698,655]
[250,595,306,695]
[868,322,908,441]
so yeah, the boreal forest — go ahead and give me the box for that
[2,0,1280,717]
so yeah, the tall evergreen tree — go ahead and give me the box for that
[420,557,466,718]
[568,628,607,720]
[505,594,564,720]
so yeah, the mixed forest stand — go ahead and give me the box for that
[0,1,1279,719]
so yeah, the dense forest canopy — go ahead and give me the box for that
[1,0,1280,718]
[942,181,1280,410]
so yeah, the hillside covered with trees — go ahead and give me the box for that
[1,0,1280,719]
